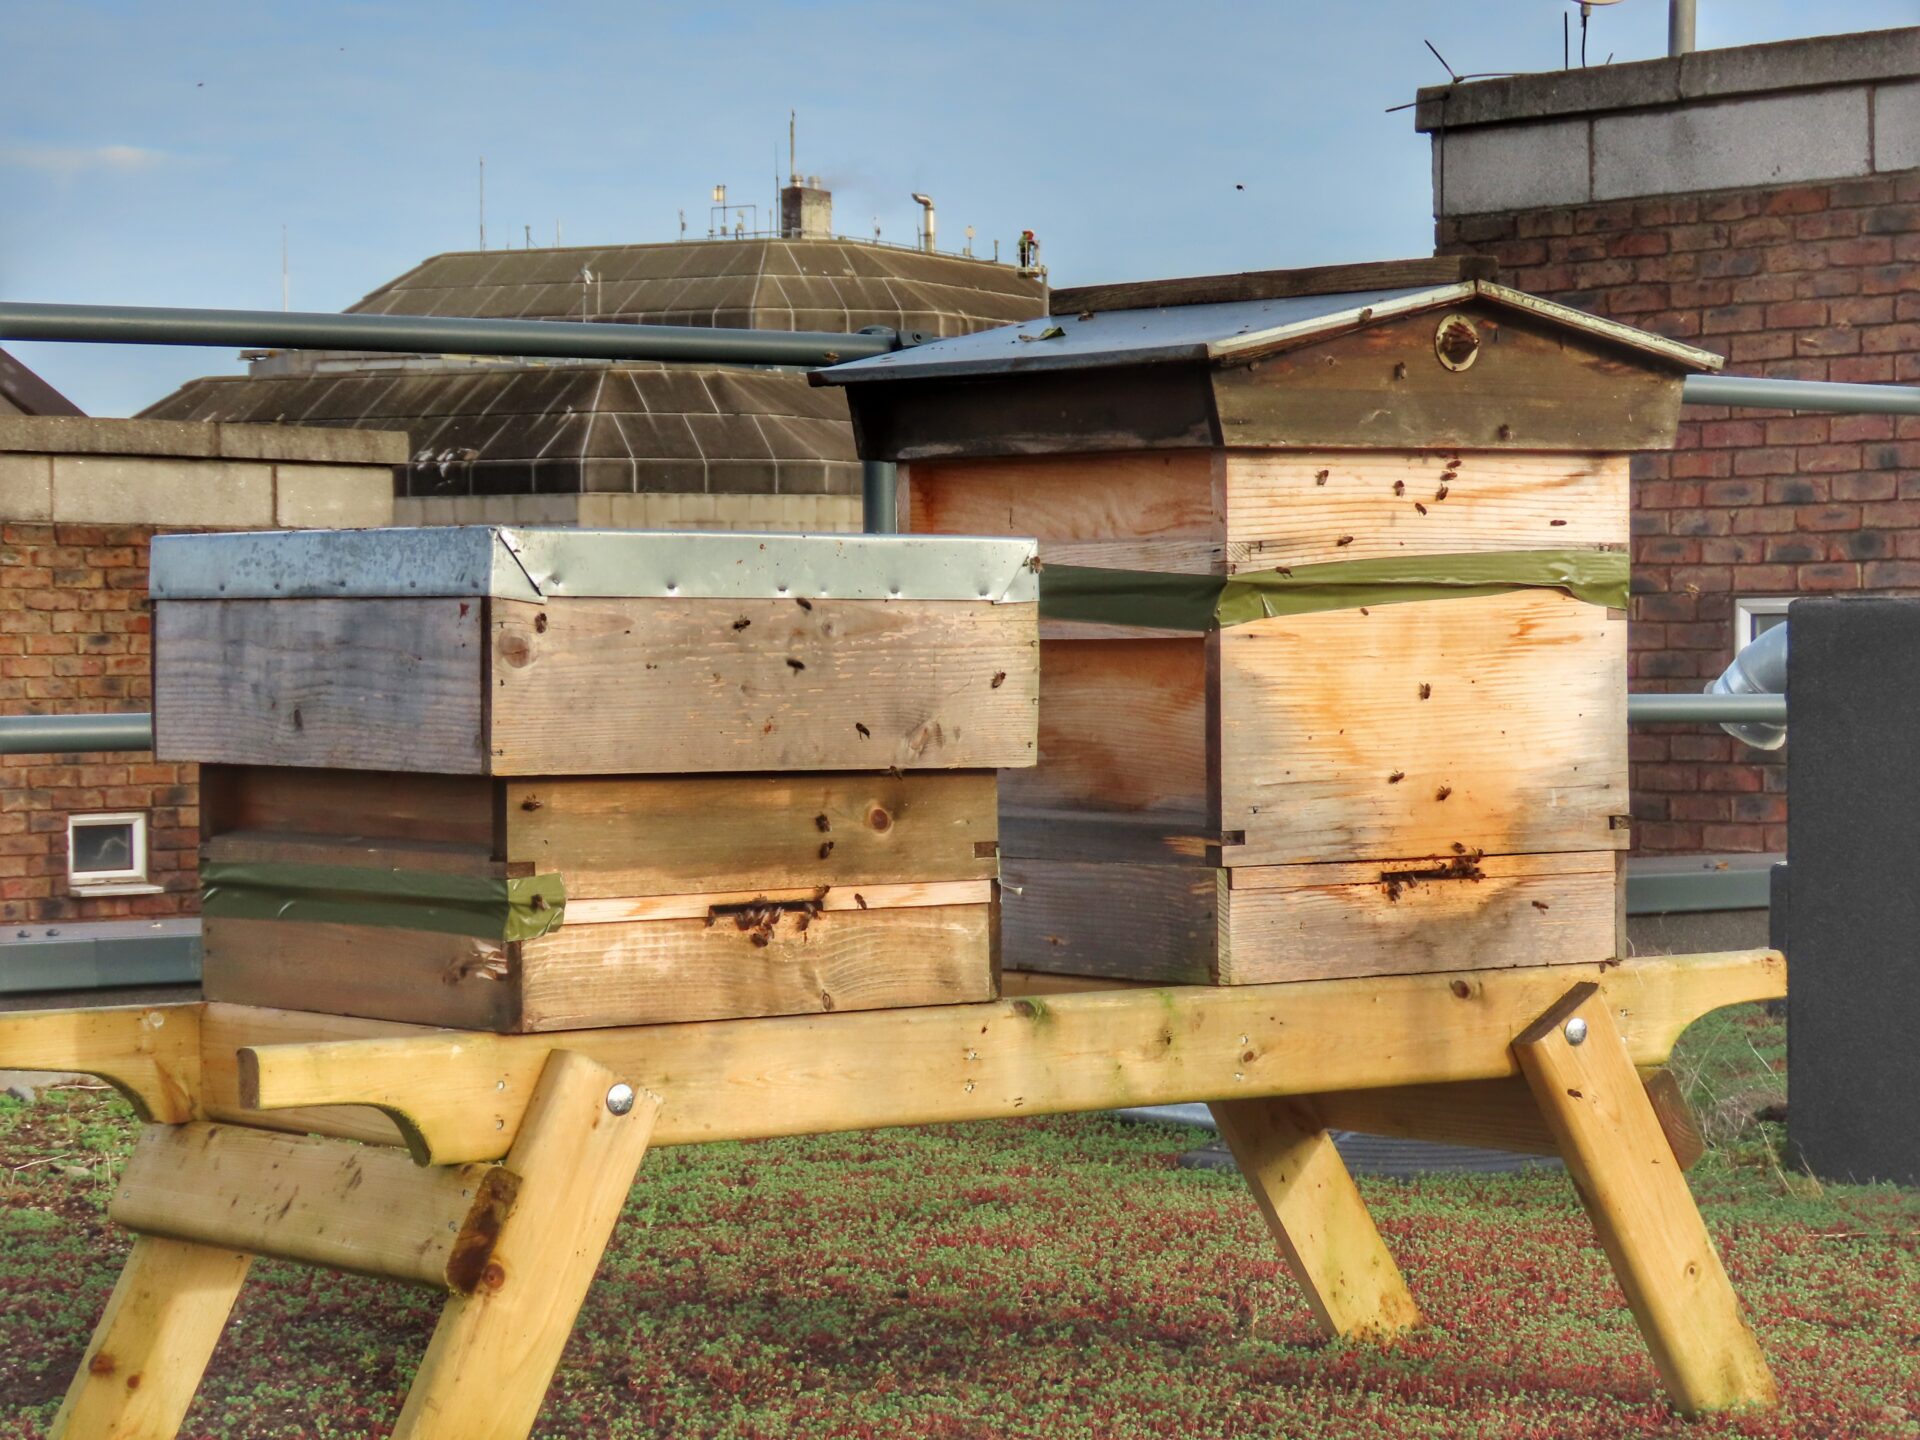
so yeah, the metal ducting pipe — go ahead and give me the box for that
[1704,620,1788,750]
[1669,0,1696,56]
[910,193,936,253]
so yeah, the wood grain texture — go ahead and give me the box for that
[488,597,1037,775]
[49,1236,251,1440]
[202,917,520,1032]
[1049,256,1498,315]
[517,902,997,1030]
[392,1051,657,1440]
[1209,1097,1421,1340]
[1000,637,1210,819]
[0,1004,198,1123]
[226,950,1787,1165]
[1221,851,1621,983]
[906,451,1222,574]
[1212,304,1687,453]
[1218,589,1628,866]
[111,1123,518,1291]
[205,830,508,876]
[1516,985,1778,1414]
[1000,859,1220,982]
[1220,450,1628,570]
[205,899,996,1033]
[503,770,998,897]
[155,599,486,772]
[565,880,991,924]
[200,765,496,848]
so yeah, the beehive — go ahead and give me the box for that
[818,258,1722,985]
[151,527,1039,1030]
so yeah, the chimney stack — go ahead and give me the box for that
[781,177,832,239]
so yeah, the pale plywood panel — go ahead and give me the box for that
[906,451,1218,543]
[517,903,996,1030]
[565,879,990,923]
[1000,636,1211,818]
[1220,850,1620,983]
[155,599,486,772]
[488,597,1037,775]
[1219,589,1628,866]
[503,770,997,897]
[1221,450,1628,570]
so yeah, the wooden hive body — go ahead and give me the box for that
[820,261,1722,985]
[152,528,1038,1030]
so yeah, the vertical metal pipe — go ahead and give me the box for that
[1669,0,1696,56]
[862,460,898,534]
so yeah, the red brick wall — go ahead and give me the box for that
[1438,171,1920,854]
[0,523,197,923]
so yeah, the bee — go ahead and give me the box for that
[1315,469,1331,486]
[1435,785,1452,801]
[1419,683,1432,700]
[1336,535,1355,547]
[786,657,806,671]
[991,671,1007,689]
[1531,900,1551,912]
[1387,770,1406,784]
[819,841,835,860]
[855,722,871,738]
[1415,502,1428,515]
[1435,483,1449,501]
[814,814,831,832]
[795,596,813,611]
[732,617,752,631]
[1393,480,1406,496]
[1550,519,1568,527]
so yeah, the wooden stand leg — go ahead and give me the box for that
[50,1235,252,1440]
[1208,1097,1421,1340]
[1515,983,1777,1414]
[392,1049,659,1440]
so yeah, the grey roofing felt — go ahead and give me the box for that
[347,238,1046,339]
[817,280,1722,385]
[144,363,859,498]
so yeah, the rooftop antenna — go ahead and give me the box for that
[555,220,563,245]
[524,223,532,249]
[963,224,975,258]
[911,193,936,253]
[280,224,289,311]
[477,156,486,251]
[789,109,797,183]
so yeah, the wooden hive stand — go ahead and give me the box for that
[1,947,1783,1436]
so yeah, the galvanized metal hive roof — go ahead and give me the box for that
[151,527,1040,603]
[347,238,1047,339]
[144,362,858,498]
[817,280,1723,385]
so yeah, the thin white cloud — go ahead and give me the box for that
[0,143,178,174]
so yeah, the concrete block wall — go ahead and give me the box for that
[1419,27,1919,855]
[0,418,400,925]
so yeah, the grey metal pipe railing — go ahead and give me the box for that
[1,713,153,755]
[2,696,1788,756]
[862,461,898,534]
[1683,374,1920,416]
[1627,693,1786,725]
[0,300,897,369]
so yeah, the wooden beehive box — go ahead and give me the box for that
[150,527,1039,1030]
[817,258,1722,986]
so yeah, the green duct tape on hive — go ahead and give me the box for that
[200,861,566,941]
[1038,549,1630,631]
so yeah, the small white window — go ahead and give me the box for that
[68,812,151,892]
[1733,597,1792,653]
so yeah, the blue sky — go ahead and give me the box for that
[4,1,1915,415]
